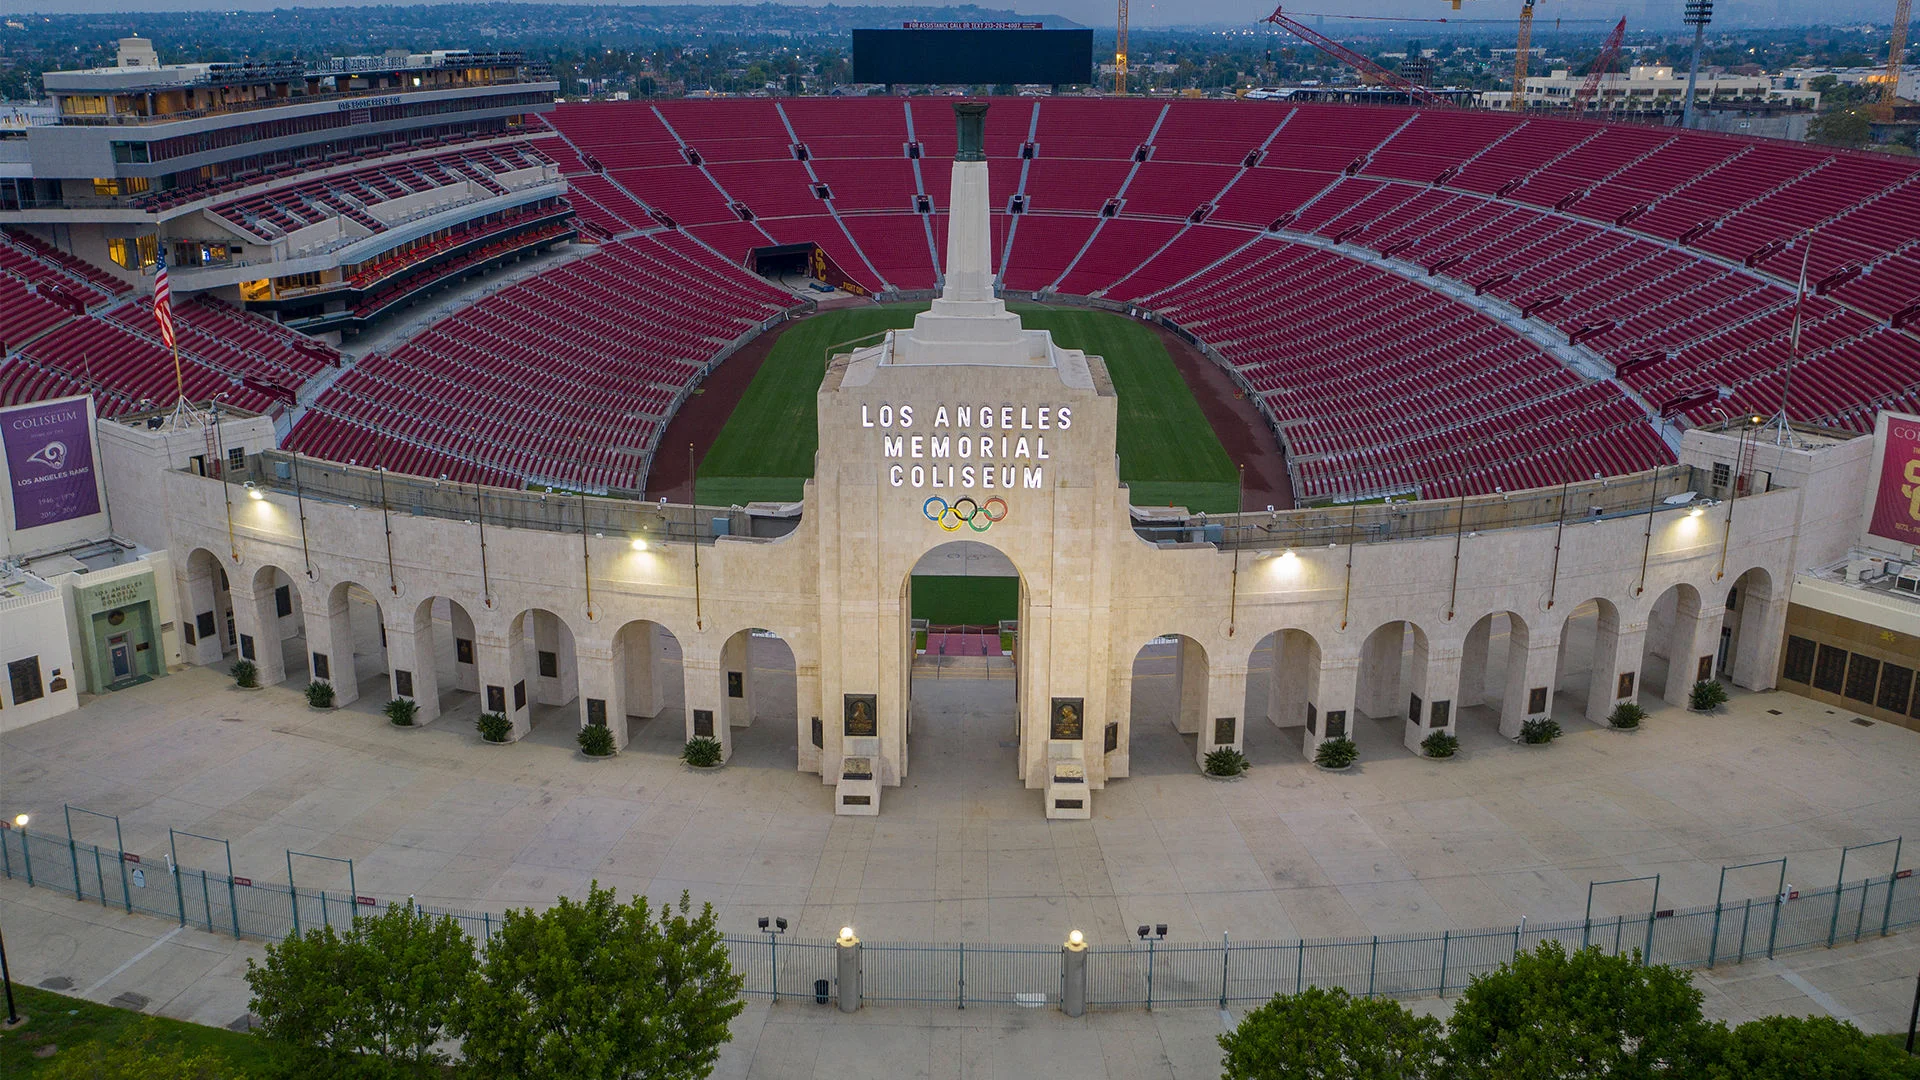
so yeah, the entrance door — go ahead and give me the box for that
[108,634,133,680]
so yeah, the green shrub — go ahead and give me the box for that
[476,711,512,743]
[384,697,419,726]
[1204,747,1249,776]
[1520,717,1562,744]
[1314,737,1358,769]
[1608,701,1645,729]
[577,724,616,757]
[1421,730,1459,758]
[1689,679,1729,712]
[303,680,335,708]
[229,659,258,688]
[1221,985,1445,1080]
[682,736,723,767]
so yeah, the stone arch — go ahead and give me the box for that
[1460,609,1539,740]
[386,594,478,725]
[311,580,387,707]
[1722,566,1782,690]
[583,618,685,753]
[718,626,801,767]
[1639,581,1720,707]
[242,563,306,686]
[178,547,234,668]
[1556,596,1633,723]
[898,538,1026,786]
[508,606,579,735]
[1125,632,1211,775]
[1357,618,1457,753]
[1244,626,1323,760]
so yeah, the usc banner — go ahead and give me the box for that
[1869,414,1920,546]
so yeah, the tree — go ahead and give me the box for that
[246,902,475,1076]
[1219,985,1447,1080]
[1809,106,1873,149]
[1447,941,1718,1080]
[458,883,745,1080]
[40,1018,239,1080]
[1705,1015,1920,1080]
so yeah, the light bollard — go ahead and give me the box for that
[835,926,861,1013]
[1061,930,1088,1017]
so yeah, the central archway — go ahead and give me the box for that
[898,539,1025,797]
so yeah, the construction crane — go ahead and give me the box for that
[1573,17,1628,115]
[1261,6,1454,107]
[1878,0,1911,116]
[1509,1,1536,109]
[1115,0,1129,94]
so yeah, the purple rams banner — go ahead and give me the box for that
[4,398,100,529]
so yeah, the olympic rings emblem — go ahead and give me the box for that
[923,495,1008,533]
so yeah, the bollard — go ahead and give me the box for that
[1061,930,1088,1017]
[835,926,861,1013]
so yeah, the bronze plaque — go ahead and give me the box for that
[1325,710,1347,738]
[1528,686,1548,714]
[844,694,877,737]
[1430,700,1450,728]
[311,652,329,681]
[394,669,413,697]
[587,698,606,726]
[1307,701,1318,735]
[1617,672,1636,699]
[1409,693,1423,723]
[1697,655,1714,682]
[811,716,823,748]
[487,684,506,714]
[728,671,745,698]
[456,637,474,665]
[1050,698,1084,740]
[1213,716,1236,745]
[1103,721,1119,754]
[693,709,714,738]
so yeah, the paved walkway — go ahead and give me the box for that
[4,879,1917,1079]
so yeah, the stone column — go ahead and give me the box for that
[234,583,287,687]
[1460,619,1491,709]
[621,623,665,718]
[1406,636,1462,754]
[722,631,754,728]
[1357,621,1404,720]
[1270,631,1313,729]
[1730,587,1787,691]
[1174,637,1208,735]
[311,588,360,706]
[1663,597,1727,706]
[1302,651,1359,760]
[527,610,575,707]
[385,605,441,724]
[575,643,625,749]
[476,623,528,737]
[683,645,730,762]
[1200,660,1248,765]
[179,563,226,667]
[1106,662,1134,780]
[1499,620,1560,740]
[1586,610,1646,723]
[795,659,823,776]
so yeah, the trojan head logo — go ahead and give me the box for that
[25,440,68,472]
[1904,458,1920,522]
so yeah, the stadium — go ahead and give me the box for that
[1,33,1917,818]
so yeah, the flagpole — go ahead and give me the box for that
[1769,233,1813,448]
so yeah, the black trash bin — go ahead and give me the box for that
[814,978,830,1005]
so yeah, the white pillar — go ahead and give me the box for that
[1663,597,1726,706]
[1303,652,1359,760]
[1500,620,1560,739]
[684,645,730,762]
[386,606,440,723]
[235,582,286,687]
[476,624,528,737]
[1587,611,1646,723]
[576,643,624,749]
[1406,639,1462,754]
[1201,661,1247,764]
[312,588,359,706]
[1357,622,1404,720]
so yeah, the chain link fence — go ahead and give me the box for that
[2,823,1910,1011]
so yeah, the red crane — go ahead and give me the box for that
[1573,17,1629,115]
[1261,6,1455,108]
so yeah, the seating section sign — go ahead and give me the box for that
[1869,414,1920,547]
[3,397,100,530]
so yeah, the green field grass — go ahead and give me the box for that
[909,574,1019,625]
[695,302,1241,513]
[2,985,285,1077]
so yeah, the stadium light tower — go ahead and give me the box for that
[1115,0,1129,94]
[1681,0,1712,129]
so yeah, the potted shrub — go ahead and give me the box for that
[1606,701,1645,730]
[1688,680,1729,713]
[577,724,616,758]
[1203,747,1249,780]
[1314,737,1358,771]
[682,736,724,769]
[230,659,259,689]
[1420,731,1460,759]
[476,711,512,744]
[1519,717,1561,745]
[385,697,419,727]
[305,680,336,710]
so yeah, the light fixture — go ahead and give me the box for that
[630,537,648,552]
[244,482,263,501]
[1068,929,1084,946]
[11,814,25,828]
[1689,505,1705,517]
[836,925,857,946]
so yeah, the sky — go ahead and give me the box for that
[9,0,1903,31]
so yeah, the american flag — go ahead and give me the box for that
[152,251,175,350]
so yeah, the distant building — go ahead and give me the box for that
[1479,64,1818,114]
[1779,65,1920,103]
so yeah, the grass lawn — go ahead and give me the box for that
[694,302,1241,514]
[909,574,1019,625]
[0,985,283,1076]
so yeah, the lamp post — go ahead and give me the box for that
[758,915,787,1002]
[1138,923,1168,1009]
[2,813,24,1029]
[1062,929,1089,1017]
[834,925,860,1013]
[1681,0,1713,129]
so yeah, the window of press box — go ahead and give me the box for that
[107,234,158,270]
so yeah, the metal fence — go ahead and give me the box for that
[1,821,1909,1011]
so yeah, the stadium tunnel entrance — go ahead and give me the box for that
[900,540,1024,790]
[751,241,868,298]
